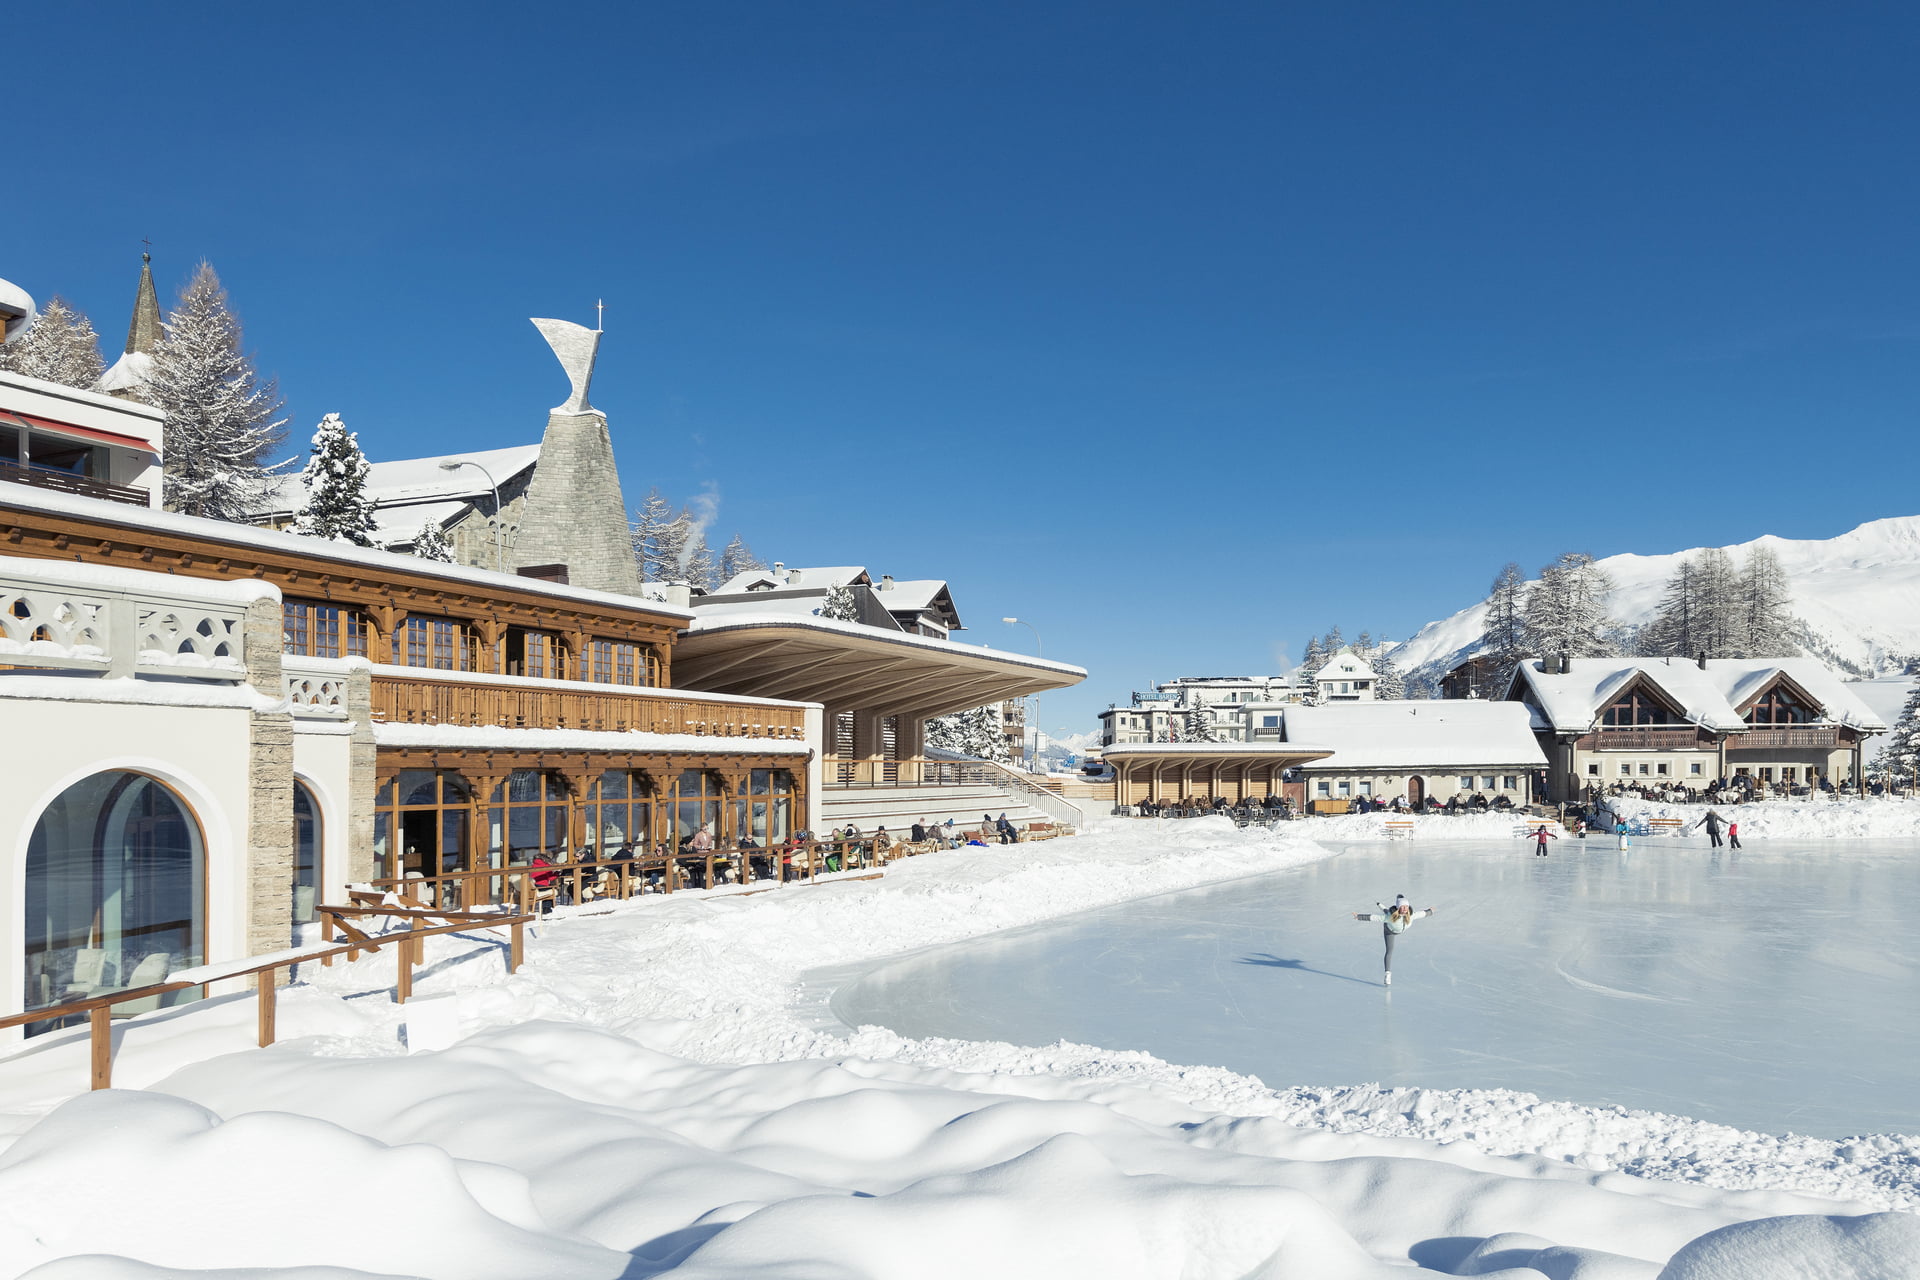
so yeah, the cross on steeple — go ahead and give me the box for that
[595,298,604,332]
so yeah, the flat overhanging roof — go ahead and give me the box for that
[1102,743,1336,769]
[672,615,1084,718]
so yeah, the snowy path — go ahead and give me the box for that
[1,818,1917,1278]
[829,836,1920,1137]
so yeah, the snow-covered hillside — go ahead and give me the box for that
[1391,515,1920,687]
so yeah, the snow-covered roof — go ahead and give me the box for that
[713,565,868,594]
[0,277,32,342]
[261,443,542,519]
[0,482,694,621]
[1279,700,1547,770]
[683,608,1086,678]
[1512,658,1887,735]
[872,577,961,627]
[1314,650,1377,682]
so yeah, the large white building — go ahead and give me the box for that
[1099,674,1308,745]
[1255,700,1547,808]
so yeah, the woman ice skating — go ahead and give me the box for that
[1697,809,1726,849]
[1615,819,1630,850]
[1353,893,1435,986]
[1530,825,1557,856]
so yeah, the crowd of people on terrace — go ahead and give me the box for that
[1585,773,1874,806]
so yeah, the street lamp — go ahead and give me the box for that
[439,458,504,571]
[1002,617,1043,773]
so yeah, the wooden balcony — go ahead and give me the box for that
[1736,726,1841,749]
[0,460,148,507]
[1584,727,1708,751]
[370,670,807,739]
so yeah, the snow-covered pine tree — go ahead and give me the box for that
[1737,545,1796,657]
[0,296,105,389]
[1356,630,1375,660]
[1691,547,1741,658]
[1372,650,1407,700]
[1523,552,1615,660]
[924,703,1010,762]
[629,488,675,582]
[718,533,765,586]
[1878,684,1920,784]
[1639,555,1702,657]
[148,262,286,521]
[412,520,455,563]
[1301,633,1329,676]
[820,580,861,622]
[1480,562,1529,674]
[289,413,378,546]
[1322,625,1346,657]
[1182,704,1221,743]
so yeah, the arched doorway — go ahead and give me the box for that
[1407,775,1425,807]
[292,781,322,937]
[24,771,206,1035]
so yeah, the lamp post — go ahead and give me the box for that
[438,458,504,571]
[1002,617,1043,773]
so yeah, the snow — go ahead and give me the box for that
[1851,675,1918,763]
[94,349,153,394]
[1606,794,1920,839]
[0,672,277,710]
[1515,656,1886,733]
[688,607,1089,676]
[0,483,696,621]
[260,444,541,516]
[0,553,282,603]
[0,820,1912,1277]
[1278,700,1547,769]
[373,721,811,755]
[0,276,34,340]
[1391,515,1920,685]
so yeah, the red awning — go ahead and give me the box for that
[0,409,159,454]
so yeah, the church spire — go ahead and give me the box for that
[124,251,161,355]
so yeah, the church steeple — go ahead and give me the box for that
[124,252,162,355]
[97,251,163,402]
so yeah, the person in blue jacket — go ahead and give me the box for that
[1353,894,1436,986]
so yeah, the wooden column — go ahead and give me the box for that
[470,618,506,675]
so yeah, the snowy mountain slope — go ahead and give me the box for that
[1390,515,1920,687]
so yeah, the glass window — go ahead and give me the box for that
[584,770,651,858]
[1336,780,1351,795]
[24,772,205,1034]
[488,770,572,866]
[1638,763,1651,776]
[292,782,321,932]
[1601,689,1678,727]
[282,600,369,659]
[1357,781,1372,796]
[1480,776,1495,791]
[1502,776,1517,790]
[1657,763,1671,776]
[1587,763,1600,776]
[373,770,473,879]
[732,768,798,845]
[1690,762,1704,775]
[588,639,653,686]
[393,616,474,670]
[663,769,724,850]
[1314,780,1330,797]
[1458,777,1473,789]
[1261,715,1279,728]
[1619,763,1633,776]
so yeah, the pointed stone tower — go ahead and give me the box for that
[509,317,644,596]
[97,253,163,402]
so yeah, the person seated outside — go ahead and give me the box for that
[910,819,928,844]
[1444,795,1461,814]
[995,813,1019,844]
[529,852,562,912]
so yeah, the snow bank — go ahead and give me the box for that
[1298,810,1558,841]
[1608,795,1920,840]
[0,819,1910,1278]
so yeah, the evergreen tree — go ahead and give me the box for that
[1692,547,1741,658]
[1323,624,1346,657]
[1640,555,1703,658]
[412,520,455,563]
[0,296,104,389]
[629,488,675,582]
[820,580,861,622]
[289,413,378,546]
[1879,684,1920,783]
[717,533,765,585]
[1737,544,1796,656]
[1183,703,1222,743]
[925,703,1010,762]
[1373,650,1408,700]
[1523,552,1616,660]
[1480,562,1530,675]
[1356,630,1375,659]
[148,262,286,521]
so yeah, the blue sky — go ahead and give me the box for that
[9,3,1920,738]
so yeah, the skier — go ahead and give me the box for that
[1529,824,1558,856]
[1353,894,1435,986]
[1697,809,1725,849]
[1727,819,1741,850]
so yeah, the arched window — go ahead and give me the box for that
[487,770,573,865]
[734,768,798,845]
[373,770,473,879]
[663,769,723,850]
[24,772,205,1035]
[584,770,652,857]
[293,782,322,931]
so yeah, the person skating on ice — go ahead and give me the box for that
[1727,819,1741,850]
[1694,809,1725,849]
[1353,893,1435,986]
[1530,824,1558,856]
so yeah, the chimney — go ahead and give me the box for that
[772,562,784,574]
[880,574,894,589]
[1697,650,1709,670]
[664,581,693,610]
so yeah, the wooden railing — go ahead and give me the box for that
[0,459,150,507]
[1587,727,1706,751]
[370,672,807,739]
[0,904,533,1092]
[1737,726,1840,748]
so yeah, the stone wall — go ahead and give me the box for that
[511,411,643,596]
[242,597,296,983]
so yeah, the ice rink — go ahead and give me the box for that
[829,836,1920,1137]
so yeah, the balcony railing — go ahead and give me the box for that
[1736,726,1841,749]
[1,561,251,678]
[1589,727,1705,751]
[369,670,807,739]
[0,459,149,507]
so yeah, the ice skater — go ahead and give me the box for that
[1727,819,1741,850]
[1353,894,1435,986]
[1529,824,1558,856]
[1695,809,1725,848]
[1615,819,1631,851]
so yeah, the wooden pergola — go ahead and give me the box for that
[1104,744,1334,807]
